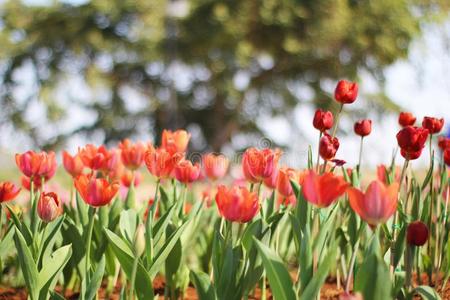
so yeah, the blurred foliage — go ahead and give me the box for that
[0,0,449,151]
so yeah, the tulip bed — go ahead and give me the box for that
[0,80,449,300]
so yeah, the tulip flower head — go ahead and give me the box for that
[347,180,398,228]
[0,182,21,203]
[242,148,281,183]
[119,139,149,170]
[78,145,119,173]
[21,176,43,192]
[376,165,400,184]
[263,167,279,190]
[438,136,450,151]
[398,112,416,127]
[313,109,334,132]
[276,167,297,197]
[215,185,259,223]
[334,80,358,104]
[319,133,340,161]
[37,192,63,223]
[121,170,142,188]
[202,153,229,180]
[301,170,348,208]
[422,116,444,135]
[145,145,184,179]
[444,148,450,166]
[15,150,57,180]
[174,159,201,184]
[161,129,191,154]
[396,126,429,160]
[62,151,84,177]
[406,221,429,246]
[354,119,372,137]
[74,174,120,207]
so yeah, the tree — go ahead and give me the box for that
[0,0,448,151]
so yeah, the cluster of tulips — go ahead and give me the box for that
[0,80,448,300]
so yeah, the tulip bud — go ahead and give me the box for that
[313,109,333,132]
[161,129,191,154]
[422,116,444,135]
[334,80,358,104]
[407,221,429,246]
[134,224,146,257]
[354,119,372,137]
[319,133,339,161]
[398,112,416,127]
[37,192,63,223]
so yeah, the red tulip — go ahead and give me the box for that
[406,221,429,246]
[21,176,43,191]
[0,182,21,203]
[277,194,296,207]
[215,185,259,223]
[444,148,450,166]
[161,129,191,154]
[121,170,142,188]
[301,170,348,208]
[62,151,84,177]
[400,148,423,160]
[263,168,279,189]
[78,145,119,173]
[144,145,184,179]
[438,136,450,151]
[334,80,358,104]
[242,148,281,183]
[37,192,63,223]
[119,139,149,170]
[276,167,297,197]
[174,159,201,184]
[396,126,429,160]
[313,109,334,132]
[422,116,444,134]
[319,133,339,161]
[354,119,372,137]
[15,150,57,179]
[74,174,119,207]
[398,112,416,127]
[203,153,229,180]
[347,180,398,227]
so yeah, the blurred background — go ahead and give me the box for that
[0,0,449,169]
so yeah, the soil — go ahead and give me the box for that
[0,273,448,299]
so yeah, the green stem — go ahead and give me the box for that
[85,207,97,281]
[357,136,364,173]
[331,103,344,138]
[128,234,140,300]
[315,132,323,172]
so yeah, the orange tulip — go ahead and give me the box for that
[263,167,279,189]
[161,129,191,154]
[0,182,21,203]
[62,151,84,177]
[202,153,229,180]
[144,145,183,179]
[74,174,119,207]
[347,180,399,227]
[37,192,63,223]
[242,148,281,183]
[78,144,119,172]
[119,139,149,170]
[15,150,57,179]
[376,164,401,184]
[301,170,348,208]
[174,159,201,184]
[276,167,298,197]
[215,185,259,223]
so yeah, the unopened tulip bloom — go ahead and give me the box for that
[215,185,259,223]
[422,116,444,135]
[242,148,281,183]
[354,119,372,137]
[203,153,229,180]
[398,112,416,127]
[37,192,63,223]
[444,148,450,166]
[145,146,184,179]
[263,168,278,189]
[301,170,348,208]
[74,174,120,207]
[15,150,57,179]
[276,167,297,197]
[396,126,429,160]
[0,182,21,203]
[347,180,399,228]
[119,139,148,170]
[438,136,450,151]
[313,109,334,132]
[406,221,429,246]
[161,129,191,154]
[62,151,84,177]
[319,133,340,161]
[334,80,358,104]
[174,159,201,184]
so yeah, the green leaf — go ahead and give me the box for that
[7,205,33,245]
[393,224,407,269]
[421,154,434,190]
[413,286,441,300]
[38,215,65,268]
[190,270,216,300]
[119,209,139,244]
[104,229,154,300]
[253,239,296,300]
[354,253,391,300]
[13,227,39,300]
[85,255,106,300]
[76,191,89,227]
[152,204,176,245]
[298,228,313,293]
[49,291,66,300]
[164,224,182,284]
